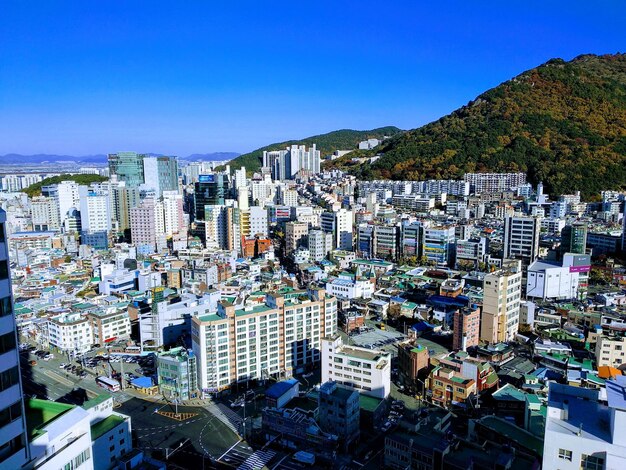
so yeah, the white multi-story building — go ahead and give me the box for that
[321,335,391,399]
[162,190,185,236]
[542,381,626,469]
[526,254,589,301]
[30,196,61,231]
[99,268,137,296]
[249,206,268,238]
[0,209,29,469]
[88,310,132,345]
[140,291,219,351]
[325,274,374,300]
[464,172,526,194]
[480,259,522,344]
[285,222,309,255]
[54,180,80,223]
[47,312,94,355]
[263,144,320,180]
[308,229,333,261]
[192,288,337,392]
[541,217,566,234]
[595,332,626,368]
[503,216,541,265]
[322,209,353,251]
[78,186,111,234]
[234,166,247,190]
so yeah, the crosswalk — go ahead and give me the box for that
[237,450,276,470]
[204,402,243,434]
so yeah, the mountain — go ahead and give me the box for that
[0,154,108,164]
[0,152,240,165]
[327,54,626,198]
[181,152,240,161]
[223,126,403,173]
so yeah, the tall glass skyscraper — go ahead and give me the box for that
[108,152,145,187]
[0,209,29,467]
[143,156,179,196]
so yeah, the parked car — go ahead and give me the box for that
[29,360,37,366]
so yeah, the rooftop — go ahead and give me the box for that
[91,415,126,440]
[25,399,75,439]
[359,394,383,412]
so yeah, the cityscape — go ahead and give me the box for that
[2,3,626,470]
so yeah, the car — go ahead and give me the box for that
[59,363,68,368]
[29,360,37,366]
[381,421,392,432]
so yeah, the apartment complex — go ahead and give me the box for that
[464,172,526,194]
[321,335,391,399]
[192,288,337,392]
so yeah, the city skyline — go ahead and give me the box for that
[2,2,625,156]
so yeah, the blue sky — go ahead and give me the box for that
[1,1,625,156]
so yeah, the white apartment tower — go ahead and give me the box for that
[56,180,80,223]
[309,229,333,261]
[192,288,337,392]
[0,209,29,468]
[162,191,185,236]
[480,259,522,344]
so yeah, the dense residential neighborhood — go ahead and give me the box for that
[1,147,625,469]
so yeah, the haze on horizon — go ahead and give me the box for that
[1,1,625,157]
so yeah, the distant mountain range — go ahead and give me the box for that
[327,53,626,198]
[0,152,241,165]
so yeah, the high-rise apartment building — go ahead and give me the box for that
[192,288,337,391]
[162,191,185,237]
[322,209,353,251]
[130,198,165,252]
[115,185,141,232]
[43,180,79,224]
[463,172,526,194]
[78,186,111,234]
[0,209,29,468]
[374,224,400,260]
[108,152,145,187]
[503,216,540,265]
[263,145,320,180]
[480,259,522,344]
[142,156,179,196]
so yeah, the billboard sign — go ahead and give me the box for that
[199,174,215,183]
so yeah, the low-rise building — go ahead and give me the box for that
[318,381,360,451]
[156,347,198,401]
[47,312,94,355]
[427,366,477,408]
[396,341,429,390]
[322,335,391,399]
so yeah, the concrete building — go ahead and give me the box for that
[480,260,522,344]
[455,237,489,268]
[285,222,308,255]
[130,198,166,253]
[263,144,320,180]
[308,229,333,261]
[0,209,29,468]
[142,156,178,197]
[596,331,626,369]
[157,347,198,401]
[321,335,391,399]
[88,310,132,346]
[47,312,94,355]
[503,216,540,266]
[396,341,429,389]
[542,381,626,469]
[30,196,61,231]
[526,255,590,301]
[99,269,136,296]
[162,191,185,237]
[452,305,481,351]
[192,288,338,392]
[325,273,374,300]
[318,381,360,451]
[422,225,455,267]
[52,180,80,225]
[464,172,526,194]
[322,209,353,251]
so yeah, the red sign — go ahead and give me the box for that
[569,265,590,273]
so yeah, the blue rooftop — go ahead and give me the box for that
[266,378,299,399]
[606,376,626,411]
[131,377,153,388]
[428,294,470,308]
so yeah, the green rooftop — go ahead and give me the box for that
[91,415,126,440]
[82,394,111,410]
[25,399,75,439]
[235,304,274,316]
[198,313,223,323]
[359,394,383,412]
[478,415,544,456]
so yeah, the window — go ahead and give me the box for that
[0,366,19,392]
[558,449,572,461]
[0,332,16,355]
[580,454,604,470]
[0,261,7,281]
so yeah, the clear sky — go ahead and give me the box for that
[1,1,625,157]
